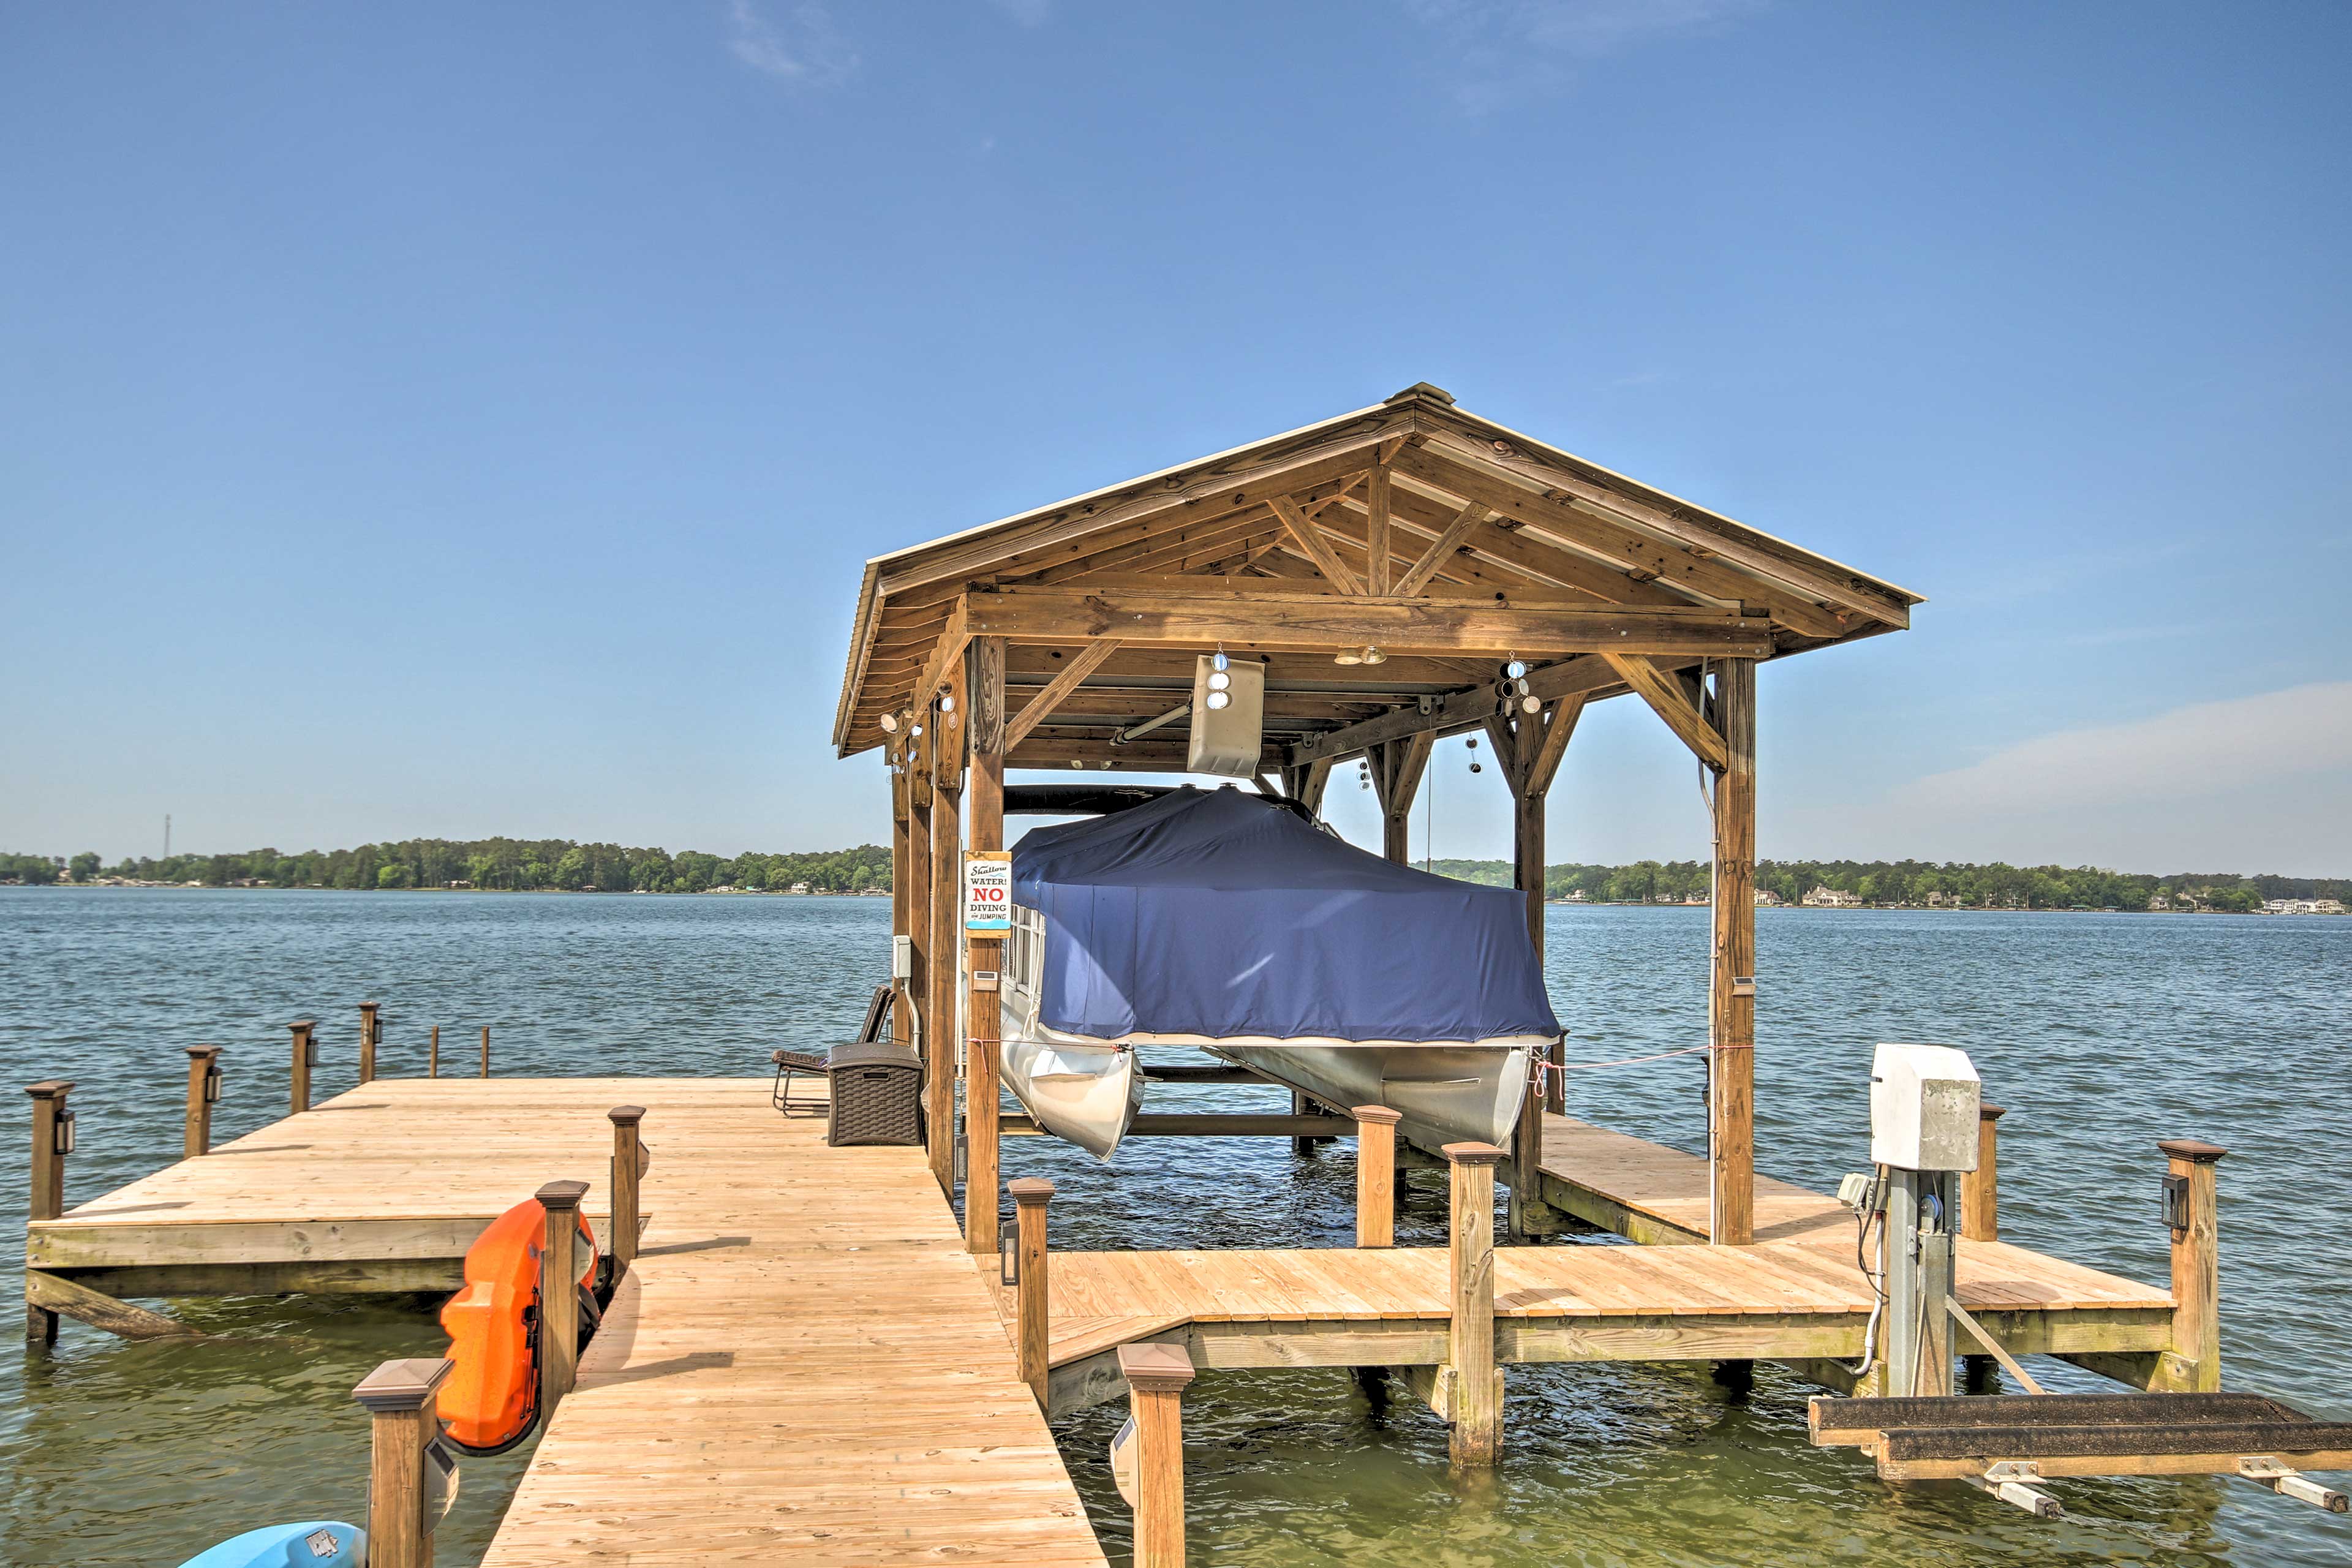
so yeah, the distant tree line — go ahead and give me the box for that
[5,844,2346,911]
[0,840,892,893]
[1427,856,2346,911]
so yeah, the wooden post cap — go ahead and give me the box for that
[1441,1141,1506,1166]
[1978,1102,2006,1121]
[186,1045,222,1060]
[351,1356,454,1412]
[358,1001,380,1012]
[536,1179,592,1210]
[1008,1177,1055,1206]
[607,1105,646,1126]
[25,1080,74,1100]
[288,1019,315,1031]
[1116,1342,1196,1392]
[1352,1105,1403,1126]
[2157,1139,2229,1164]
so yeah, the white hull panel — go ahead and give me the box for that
[998,1036,1141,1159]
[1209,1042,1533,1150]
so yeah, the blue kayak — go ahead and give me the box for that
[177,1521,366,1567]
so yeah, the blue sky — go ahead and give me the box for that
[4,2,2347,872]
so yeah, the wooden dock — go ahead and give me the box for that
[1000,1108,2176,1417]
[29,1077,1106,1567]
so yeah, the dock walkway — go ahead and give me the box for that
[1002,1110,2174,1414]
[31,1078,1106,1567]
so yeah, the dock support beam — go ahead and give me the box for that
[352,1357,454,1568]
[288,1019,316,1113]
[1011,1177,1054,1408]
[358,1001,380,1084]
[1962,1102,2005,1242]
[2161,1138,2227,1392]
[965,635,1006,1257]
[24,1080,72,1344]
[479,1025,490,1078]
[1116,1343,1195,1568]
[183,1046,221,1157]
[537,1179,589,1418]
[927,669,965,1197]
[1443,1140,1504,1466]
[608,1106,646,1273]
[1706,657,1756,1246]
[1488,695,1579,1240]
[429,1025,439,1077]
[1354,1106,1400,1248]
[890,742,913,1049]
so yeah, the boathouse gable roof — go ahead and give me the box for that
[833,383,1921,769]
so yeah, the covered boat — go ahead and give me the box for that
[1001,786,1561,1158]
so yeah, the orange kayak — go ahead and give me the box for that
[437,1196,600,1454]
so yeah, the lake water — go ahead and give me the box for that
[3,888,2348,1567]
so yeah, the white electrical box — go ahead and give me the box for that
[891,934,912,982]
[1869,1042,1981,1172]
[1186,656,1265,778]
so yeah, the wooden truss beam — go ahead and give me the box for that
[960,586,1777,660]
[1267,494,1362,595]
[1005,639,1122,752]
[1602,652,1729,771]
[1393,498,1491,598]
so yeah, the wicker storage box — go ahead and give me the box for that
[826,1041,924,1147]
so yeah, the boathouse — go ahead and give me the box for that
[832,381,1922,1254]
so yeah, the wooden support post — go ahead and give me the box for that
[1368,734,1433,865]
[24,1080,72,1344]
[1354,1106,1400,1248]
[907,724,934,1142]
[1444,1140,1504,1466]
[1010,1177,1054,1408]
[288,1019,315,1113]
[479,1025,490,1078]
[352,1357,454,1568]
[608,1106,645,1273]
[183,1046,221,1157]
[927,669,965,1196]
[537,1179,589,1417]
[965,636,1006,1257]
[1962,1102,2006,1242]
[358,1001,380,1084]
[2160,1138,2227,1392]
[1117,1343,1195,1568]
[428,1025,439,1078]
[891,747,914,1047]
[1708,657,1757,1246]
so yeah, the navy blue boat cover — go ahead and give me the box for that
[1012,786,1561,1044]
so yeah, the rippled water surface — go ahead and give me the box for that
[3,889,2348,1566]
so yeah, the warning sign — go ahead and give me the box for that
[963,850,1012,933]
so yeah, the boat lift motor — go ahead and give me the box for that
[1867,1042,1981,1398]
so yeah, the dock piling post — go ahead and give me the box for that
[537,1179,590,1417]
[183,1046,222,1156]
[288,1020,316,1113]
[24,1080,74,1344]
[1115,1343,1194,1568]
[608,1107,645,1273]
[1962,1103,2005,1242]
[1010,1177,1054,1408]
[1353,1106,1400,1248]
[352,1357,455,1568]
[358,1001,380,1084]
[479,1025,489,1078]
[1444,1140,1504,1466]
[2159,1139,2227,1392]
[965,1038,1001,1258]
[428,1025,439,1078]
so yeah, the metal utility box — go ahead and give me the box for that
[1869,1042,1981,1172]
[826,1041,924,1147]
[1187,656,1265,777]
